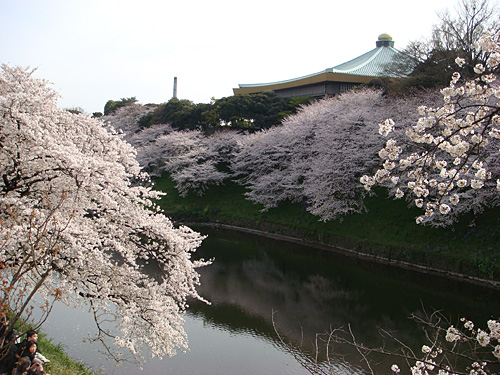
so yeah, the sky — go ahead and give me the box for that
[1,0,467,114]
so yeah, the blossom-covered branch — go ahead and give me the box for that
[0,64,210,361]
[361,31,500,226]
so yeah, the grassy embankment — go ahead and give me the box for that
[154,173,500,284]
[36,334,100,375]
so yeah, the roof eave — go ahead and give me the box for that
[233,72,374,95]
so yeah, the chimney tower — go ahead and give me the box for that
[173,77,178,98]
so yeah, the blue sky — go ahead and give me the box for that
[1,0,467,114]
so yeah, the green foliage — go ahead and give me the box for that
[139,93,313,130]
[285,95,314,112]
[137,113,153,128]
[216,92,287,129]
[214,92,313,129]
[139,98,211,130]
[155,98,195,128]
[402,49,460,90]
[366,49,467,95]
[103,97,137,115]
[367,48,461,95]
[473,251,498,279]
[200,101,222,128]
[103,100,116,116]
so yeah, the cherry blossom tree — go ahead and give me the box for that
[230,115,314,208]
[301,90,439,220]
[0,64,210,361]
[102,104,242,196]
[101,102,155,140]
[126,123,178,172]
[231,88,442,220]
[150,129,230,196]
[361,31,500,226]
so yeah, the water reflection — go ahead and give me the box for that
[39,227,500,375]
[189,226,500,372]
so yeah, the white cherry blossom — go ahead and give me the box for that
[361,30,500,226]
[0,65,209,361]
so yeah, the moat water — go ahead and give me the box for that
[40,227,500,374]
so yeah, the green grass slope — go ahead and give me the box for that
[37,335,101,375]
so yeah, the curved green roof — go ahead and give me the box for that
[238,34,404,89]
[329,44,400,77]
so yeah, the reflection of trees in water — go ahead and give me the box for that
[189,252,404,370]
[186,228,500,373]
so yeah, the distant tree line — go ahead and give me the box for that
[104,92,313,131]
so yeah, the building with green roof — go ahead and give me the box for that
[233,33,404,98]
